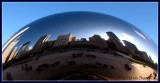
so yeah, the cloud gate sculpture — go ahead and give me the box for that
[2,11,158,81]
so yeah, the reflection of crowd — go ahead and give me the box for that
[22,64,32,72]
[146,72,157,81]
[5,50,157,81]
[124,64,131,71]
[37,63,49,71]
[72,53,96,59]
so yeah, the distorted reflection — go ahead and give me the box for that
[2,11,158,81]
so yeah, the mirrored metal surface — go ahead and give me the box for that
[2,11,158,81]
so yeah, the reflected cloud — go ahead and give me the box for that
[134,30,146,40]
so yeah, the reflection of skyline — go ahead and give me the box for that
[2,27,29,51]
[117,32,158,63]
[4,31,156,67]
[2,12,157,64]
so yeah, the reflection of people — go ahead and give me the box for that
[146,74,152,81]
[22,65,24,70]
[153,72,157,79]
[6,72,13,80]
[124,64,131,71]
[143,65,145,67]
[25,64,28,72]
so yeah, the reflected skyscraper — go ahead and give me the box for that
[89,35,108,48]
[8,47,18,61]
[2,27,29,51]
[2,12,158,81]
[2,39,19,63]
[123,40,138,50]
[53,33,74,47]
[106,32,125,52]
[16,42,30,59]
[33,35,51,52]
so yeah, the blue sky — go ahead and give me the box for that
[2,2,158,46]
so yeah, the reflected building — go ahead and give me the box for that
[2,12,158,81]
[89,35,108,48]
[148,56,154,64]
[72,37,77,41]
[5,47,18,63]
[2,27,29,51]
[2,39,19,63]
[81,38,87,41]
[16,42,30,59]
[42,40,55,49]
[140,51,151,63]
[136,51,150,62]
[106,32,125,52]
[122,40,138,58]
[33,35,51,52]
[8,47,18,61]
[123,40,138,50]
[53,33,75,47]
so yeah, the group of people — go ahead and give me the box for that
[22,64,32,72]
[37,63,49,71]
[146,72,157,81]
[6,72,13,80]
[124,64,131,71]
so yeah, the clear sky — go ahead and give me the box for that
[2,2,158,46]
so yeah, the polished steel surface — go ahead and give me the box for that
[2,11,158,81]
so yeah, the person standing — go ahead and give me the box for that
[153,72,157,79]
[6,72,13,80]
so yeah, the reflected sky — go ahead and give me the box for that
[6,11,158,63]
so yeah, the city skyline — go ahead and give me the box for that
[2,29,158,80]
[2,4,158,80]
[3,31,155,66]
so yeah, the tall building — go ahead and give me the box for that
[80,38,87,41]
[5,47,17,63]
[53,33,74,47]
[8,47,18,61]
[70,41,93,47]
[33,34,51,52]
[137,51,150,63]
[106,32,125,52]
[72,37,77,41]
[122,40,138,58]
[2,39,19,63]
[123,40,138,50]
[141,51,150,62]
[42,40,55,50]
[2,27,29,51]
[148,56,154,63]
[16,42,30,59]
[89,35,108,48]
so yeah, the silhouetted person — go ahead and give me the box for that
[92,55,96,58]
[6,72,13,80]
[124,64,131,71]
[110,65,115,69]
[6,72,8,79]
[143,65,146,67]
[153,72,157,79]
[146,74,152,81]
[35,57,39,61]
[25,64,29,72]
[103,64,108,68]
[28,66,32,71]
[22,65,24,70]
